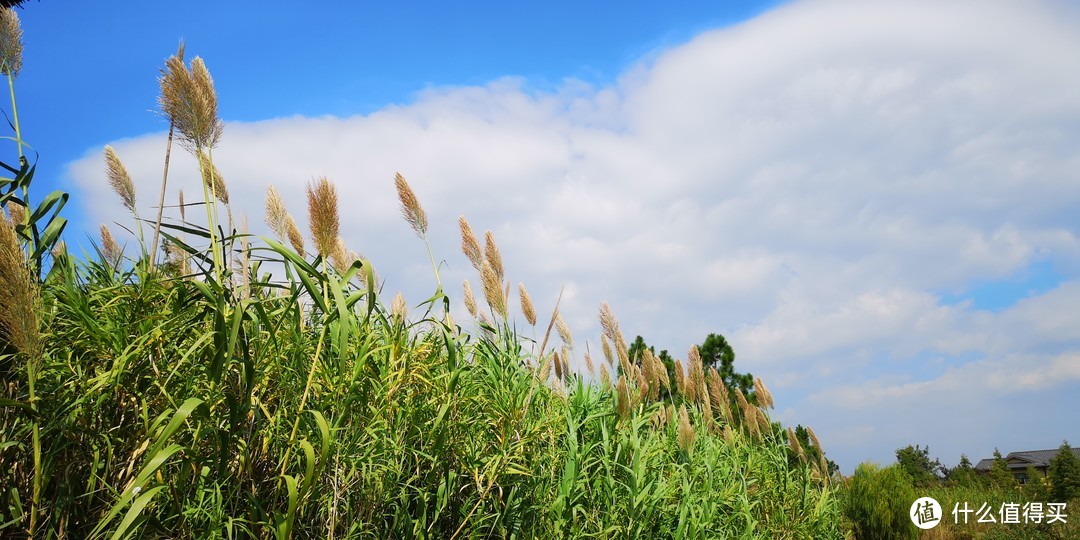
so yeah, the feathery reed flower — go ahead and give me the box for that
[641,349,657,400]
[599,363,611,387]
[483,230,503,281]
[200,153,228,204]
[480,259,506,318]
[6,200,24,226]
[100,225,121,266]
[601,334,614,367]
[394,172,427,238]
[734,387,750,425]
[285,213,305,257]
[306,177,339,258]
[331,237,350,275]
[159,51,222,151]
[674,359,686,396]
[677,406,695,452]
[553,350,563,381]
[583,348,595,375]
[392,292,407,321]
[167,241,190,276]
[554,312,573,349]
[0,212,38,356]
[753,376,774,409]
[687,346,706,405]
[616,377,631,421]
[807,426,822,452]
[104,146,136,212]
[463,280,478,317]
[598,302,630,373]
[178,189,186,221]
[0,8,22,79]
[518,283,536,326]
[787,427,807,461]
[265,185,287,239]
[458,216,482,270]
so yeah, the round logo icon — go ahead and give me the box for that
[910,497,943,529]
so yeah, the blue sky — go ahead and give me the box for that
[8,0,1080,473]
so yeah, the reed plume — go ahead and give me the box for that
[753,376,774,409]
[307,177,339,258]
[159,52,222,151]
[518,283,536,326]
[599,363,611,387]
[554,312,573,349]
[480,260,506,318]
[392,292,407,321]
[265,185,287,239]
[601,334,614,367]
[787,427,806,461]
[807,426,822,452]
[483,230,503,281]
[458,216,482,271]
[394,172,427,238]
[677,405,695,452]
[553,350,563,381]
[674,358,686,396]
[6,200,24,225]
[100,225,121,266]
[285,213,305,257]
[178,189,186,221]
[104,146,136,213]
[463,280,478,317]
[687,346,706,406]
[583,348,595,375]
[0,212,38,355]
[0,7,22,78]
[615,377,631,421]
[200,152,228,204]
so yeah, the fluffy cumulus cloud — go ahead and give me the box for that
[68,0,1080,472]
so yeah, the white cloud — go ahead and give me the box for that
[67,0,1080,472]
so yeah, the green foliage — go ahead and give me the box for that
[948,453,979,487]
[842,463,917,540]
[0,30,844,538]
[627,335,674,399]
[989,448,1018,489]
[698,333,754,397]
[1048,440,1080,503]
[895,444,944,487]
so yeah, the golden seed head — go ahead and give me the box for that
[553,350,563,381]
[0,8,23,79]
[722,424,735,443]
[178,189,186,221]
[787,427,806,461]
[0,212,39,357]
[554,312,573,349]
[167,240,190,276]
[458,216,482,271]
[734,387,750,423]
[688,352,706,406]
[599,363,611,387]
[653,350,670,391]
[5,200,24,226]
[199,152,228,204]
[306,177,340,258]
[265,185,287,239]
[477,310,494,330]
[615,377,631,421]
[330,237,350,275]
[641,349,657,399]
[674,359,686,396]
[394,172,427,238]
[583,349,595,375]
[104,146,136,212]
[463,279,478,317]
[480,259,506,318]
[807,426,822,451]
[100,225,121,266]
[635,366,649,403]
[754,376,774,409]
[483,230,504,281]
[518,283,536,326]
[601,334,614,367]
[537,355,552,382]
[754,407,770,437]
[392,292,407,321]
[677,405,695,452]
[285,213,305,258]
[159,48,223,151]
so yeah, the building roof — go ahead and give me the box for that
[974,447,1080,471]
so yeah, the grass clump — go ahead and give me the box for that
[0,15,843,538]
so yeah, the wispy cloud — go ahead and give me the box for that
[67,0,1080,471]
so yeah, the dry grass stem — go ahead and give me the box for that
[518,283,536,326]
[0,7,22,78]
[104,146,136,212]
[394,173,427,238]
[306,177,339,258]
[458,216,482,270]
[265,185,287,239]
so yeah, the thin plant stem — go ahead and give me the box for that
[150,122,175,268]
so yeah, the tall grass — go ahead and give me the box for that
[0,13,842,538]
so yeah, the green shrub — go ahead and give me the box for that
[843,463,917,540]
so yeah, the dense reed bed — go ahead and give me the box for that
[0,10,841,538]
